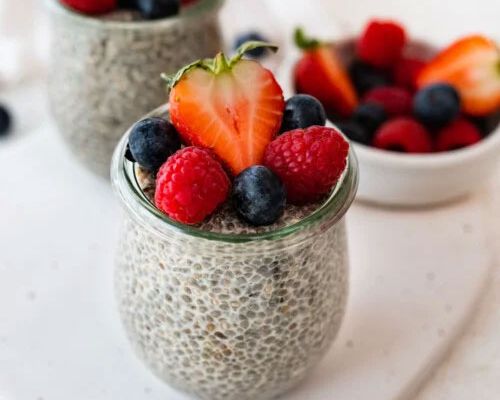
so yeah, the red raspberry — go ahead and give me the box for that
[155,147,230,224]
[393,57,427,91]
[435,117,482,152]
[357,20,407,68]
[363,86,413,116]
[373,117,433,153]
[61,0,117,14]
[263,126,349,205]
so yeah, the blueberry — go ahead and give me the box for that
[353,103,387,134]
[234,32,269,58]
[470,112,500,137]
[413,83,461,128]
[279,94,326,133]
[232,166,286,226]
[349,60,391,95]
[0,104,12,137]
[128,117,182,171]
[335,121,371,145]
[118,0,137,8]
[136,0,179,19]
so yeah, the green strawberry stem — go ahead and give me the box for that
[162,41,278,89]
[294,27,321,50]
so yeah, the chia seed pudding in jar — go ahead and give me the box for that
[111,104,358,400]
[46,0,224,177]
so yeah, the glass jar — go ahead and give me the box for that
[111,106,359,400]
[46,0,224,178]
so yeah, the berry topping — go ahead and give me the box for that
[155,147,230,224]
[470,113,500,136]
[435,118,482,152]
[279,94,326,133]
[363,86,413,117]
[60,0,117,14]
[353,102,387,134]
[118,0,136,8]
[349,60,391,95]
[417,35,500,116]
[0,104,12,137]
[136,0,180,19]
[413,83,461,128]
[232,166,286,226]
[357,19,407,68]
[335,121,371,145]
[264,126,349,204]
[294,29,358,118]
[393,57,427,91]
[234,32,269,58]
[167,42,284,175]
[373,117,433,153]
[128,117,182,172]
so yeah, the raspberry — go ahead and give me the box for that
[393,57,427,91]
[357,20,407,68]
[61,0,117,14]
[435,118,482,152]
[363,86,413,117]
[263,126,349,204]
[155,147,230,224]
[373,117,433,153]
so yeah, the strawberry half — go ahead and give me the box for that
[294,28,358,118]
[166,42,285,175]
[417,35,500,116]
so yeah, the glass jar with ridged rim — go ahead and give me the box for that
[110,105,359,400]
[46,0,224,178]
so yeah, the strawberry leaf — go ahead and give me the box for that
[294,27,321,51]
[231,41,278,65]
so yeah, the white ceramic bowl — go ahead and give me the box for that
[278,39,500,207]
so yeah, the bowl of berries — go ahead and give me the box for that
[279,20,500,206]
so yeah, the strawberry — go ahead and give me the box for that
[417,35,500,116]
[61,0,117,14]
[294,28,358,118]
[166,42,285,175]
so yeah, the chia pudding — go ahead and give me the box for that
[46,0,224,177]
[111,104,358,400]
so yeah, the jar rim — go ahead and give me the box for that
[111,105,359,244]
[45,0,224,30]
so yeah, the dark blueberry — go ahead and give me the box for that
[349,60,391,95]
[128,117,182,171]
[353,103,387,134]
[470,112,500,137]
[136,0,180,19]
[0,104,12,137]
[234,32,269,58]
[335,121,371,145]
[279,94,326,133]
[118,0,138,8]
[232,166,286,226]
[124,144,135,162]
[413,83,461,128]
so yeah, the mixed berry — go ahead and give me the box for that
[294,20,500,154]
[60,0,195,18]
[126,42,350,226]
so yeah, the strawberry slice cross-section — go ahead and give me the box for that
[165,42,285,175]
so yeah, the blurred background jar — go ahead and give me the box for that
[46,0,224,178]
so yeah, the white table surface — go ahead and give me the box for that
[1,0,500,399]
